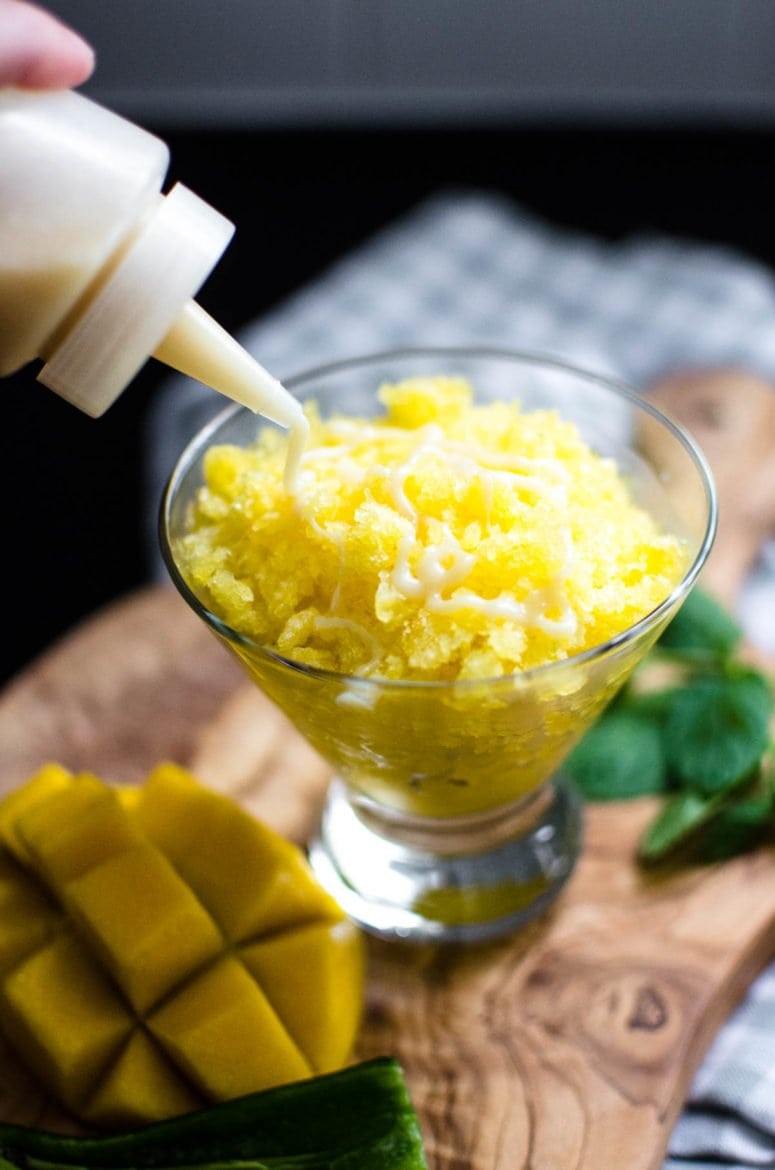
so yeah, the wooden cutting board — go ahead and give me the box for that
[0,369,774,1168]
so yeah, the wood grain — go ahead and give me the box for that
[0,369,773,1168]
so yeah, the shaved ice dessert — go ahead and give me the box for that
[163,357,712,939]
[175,376,686,685]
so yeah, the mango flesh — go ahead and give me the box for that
[0,763,364,1127]
[1,931,131,1115]
[133,763,344,941]
[0,852,63,974]
[64,844,224,1014]
[147,956,312,1099]
[14,777,143,885]
[240,919,365,1075]
[88,1029,202,1127]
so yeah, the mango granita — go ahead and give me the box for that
[176,376,686,683]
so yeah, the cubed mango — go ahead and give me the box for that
[0,931,131,1113]
[240,919,365,1074]
[64,844,223,1013]
[148,956,311,1098]
[0,765,364,1126]
[83,1029,203,1127]
[135,763,343,942]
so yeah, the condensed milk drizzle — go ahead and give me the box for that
[292,418,580,674]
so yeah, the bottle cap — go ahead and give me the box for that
[38,183,234,417]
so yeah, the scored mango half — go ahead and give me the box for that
[0,763,365,1127]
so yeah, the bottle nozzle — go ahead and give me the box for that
[155,301,302,426]
[155,302,309,492]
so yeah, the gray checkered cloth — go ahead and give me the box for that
[147,190,775,1168]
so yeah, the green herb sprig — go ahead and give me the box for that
[565,589,774,865]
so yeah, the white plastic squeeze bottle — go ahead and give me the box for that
[0,88,308,482]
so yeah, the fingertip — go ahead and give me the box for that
[22,31,95,89]
[0,0,95,89]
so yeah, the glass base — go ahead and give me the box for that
[308,775,583,944]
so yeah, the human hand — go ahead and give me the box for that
[0,0,94,88]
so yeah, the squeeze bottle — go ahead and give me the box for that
[0,88,307,471]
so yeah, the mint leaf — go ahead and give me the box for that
[658,587,742,659]
[623,685,685,721]
[664,671,773,794]
[565,712,667,801]
[694,792,775,862]
[638,790,718,862]
[564,585,773,867]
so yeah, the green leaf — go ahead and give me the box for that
[565,712,668,801]
[694,792,775,862]
[663,671,773,794]
[622,685,685,721]
[0,1059,428,1170]
[638,790,718,862]
[658,588,742,660]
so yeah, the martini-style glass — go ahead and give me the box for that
[160,349,716,944]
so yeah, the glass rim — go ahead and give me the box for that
[159,345,718,694]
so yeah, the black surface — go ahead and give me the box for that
[2,125,773,687]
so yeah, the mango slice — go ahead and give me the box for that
[148,956,311,1098]
[240,919,366,1075]
[0,853,63,977]
[0,762,73,863]
[0,764,364,1127]
[64,844,224,1014]
[133,763,344,941]
[1,930,131,1114]
[85,1030,203,1127]
[15,777,141,885]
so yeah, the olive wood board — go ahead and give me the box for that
[0,368,774,1170]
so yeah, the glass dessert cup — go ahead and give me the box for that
[160,348,717,944]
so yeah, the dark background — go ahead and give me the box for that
[2,124,773,687]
